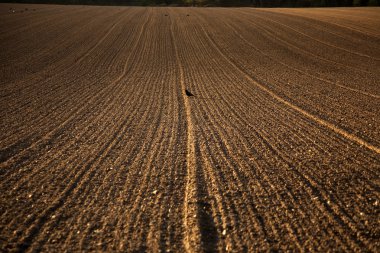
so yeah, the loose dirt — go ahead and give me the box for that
[1,4,379,252]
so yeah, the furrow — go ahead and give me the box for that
[242,9,380,61]
[221,15,379,99]
[196,21,380,155]
[1,10,153,249]
[239,11,379,75]
[169,12,201,253]
[0,9,149,170]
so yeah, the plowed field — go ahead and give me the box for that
[1,4,379,252]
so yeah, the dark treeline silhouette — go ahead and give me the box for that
[2,0,379,7]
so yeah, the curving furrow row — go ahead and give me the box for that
[0,6,97,83]
[0,7,152,250]
[1,7,190,253]
[266,8,380,38]
[173,7,380,252]
[194,8,380,148]
[0,9,143,164]
[0,6,379,253]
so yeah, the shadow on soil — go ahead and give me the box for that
[195,146,219,252]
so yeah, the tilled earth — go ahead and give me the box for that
[0,4,379,252]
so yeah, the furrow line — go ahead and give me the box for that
[177,10,284,250]
[199,98,361,249]
[1,9,152,200]
[185,13,378,249]
[11,50,154,248]
[0,6,79,39]
[22,10,180,252]
[0,9,151,169]
[198,62,378,248]
[0,8,129,106]
[254,10,380,61]
[197,23,380,155]
[222,18,379,99]
[0,8,124,136]
[170,13,200,253]
[264,9,380,39]
[184,10,379,171]
[193,10,380,149]
[235,9,379,75]
[75,12,126,65]
[257,129,371,250]
[187,62,305,249]
[258,9,380,45]
[0,7,102,76]
[14,100,149,251]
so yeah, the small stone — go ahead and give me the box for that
[222,229,227,236]
[153,190,158,195]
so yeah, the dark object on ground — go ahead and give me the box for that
[185,89,194,97]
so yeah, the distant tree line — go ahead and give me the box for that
[2,0,379,7]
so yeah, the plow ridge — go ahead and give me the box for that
[196,20,380,155]
[1,5,379,252]
[222,18,380,99]
[237,11,379,75]
[0,9,149,171]
[170,15,201,253]
[255,11,380,61]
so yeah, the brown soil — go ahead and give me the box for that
[1,4,379,252]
